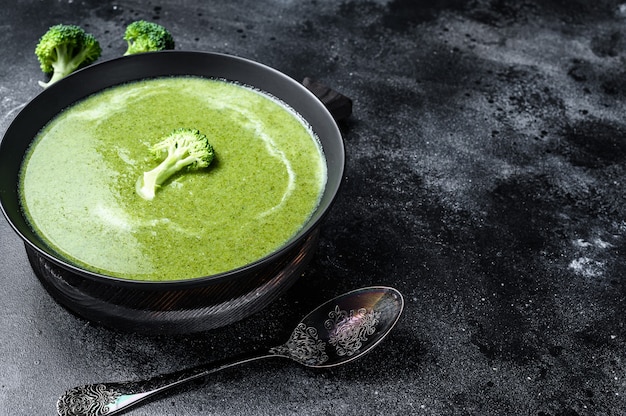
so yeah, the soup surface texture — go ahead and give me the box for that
[20,76,326,281]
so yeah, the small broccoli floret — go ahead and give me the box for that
[123,20,175,55]
[35,24,102,88]
[136,128,215,200]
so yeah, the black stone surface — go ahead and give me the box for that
[2,1,626,415]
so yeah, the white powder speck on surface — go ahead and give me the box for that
[568,256,605,278]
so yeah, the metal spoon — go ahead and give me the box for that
[56,286,404,416]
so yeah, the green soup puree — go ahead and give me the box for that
[19,77,327,281]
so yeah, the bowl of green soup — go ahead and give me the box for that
[0,51,346,334]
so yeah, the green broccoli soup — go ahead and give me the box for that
[19,76,327,281]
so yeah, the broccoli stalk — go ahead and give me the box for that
[136,128,215,201]
[35,24,101,88]
[123,20,175,55]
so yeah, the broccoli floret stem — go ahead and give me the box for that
[38,44,81,87]
[38,68,66,88]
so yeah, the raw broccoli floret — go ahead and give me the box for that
[136,128,215,200]
[123,20,175,55]
[35,24,102,88]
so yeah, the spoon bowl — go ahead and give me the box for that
[56,286,404,416]
[269,286,404,367]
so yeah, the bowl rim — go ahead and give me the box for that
[0,50,345,289]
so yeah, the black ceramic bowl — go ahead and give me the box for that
[0,51,345,334]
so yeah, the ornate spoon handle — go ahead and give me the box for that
[56,352,275,416]
[55,287,403,416]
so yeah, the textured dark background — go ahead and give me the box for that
[2,0,626,415]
